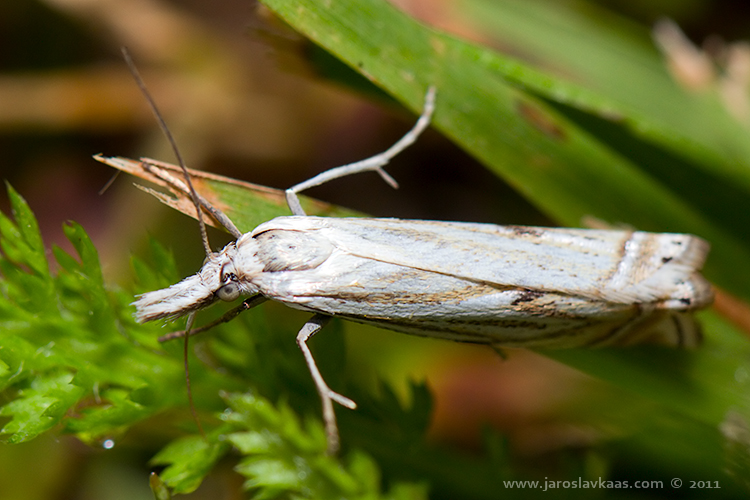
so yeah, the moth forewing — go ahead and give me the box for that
[252,216,713,307]
[245,216,712,348]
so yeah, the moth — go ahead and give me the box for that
[99,78,713,453]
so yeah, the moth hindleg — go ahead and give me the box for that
[296,314,357,454]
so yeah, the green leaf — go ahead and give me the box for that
[149,472,172,500]
[3,182,49,278]
[222,392,425,499]
[151,433,232,494]
[0,184,234,449]
[0,372,84,443]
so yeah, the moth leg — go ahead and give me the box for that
[141,159,243,239]
[285,86,437,216]
[296,314,357,454]
[158,295,267,343]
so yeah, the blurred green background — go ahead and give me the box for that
[2,0,750,499]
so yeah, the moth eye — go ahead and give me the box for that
[216,282,240,302]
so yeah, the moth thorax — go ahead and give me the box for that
[253,230,334,272]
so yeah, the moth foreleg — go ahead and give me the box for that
[158,295,267,343]
[285,86,437,216]
[141,159,243,239]
[296,314,357,454]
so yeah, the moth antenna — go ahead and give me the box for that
[123,48,207,439]
[121,47,212,257]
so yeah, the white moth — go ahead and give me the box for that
[102,86,713,453]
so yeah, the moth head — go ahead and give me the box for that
[133,240,259,323]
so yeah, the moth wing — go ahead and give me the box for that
[248,226,704,349]
[253,217,711,308]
